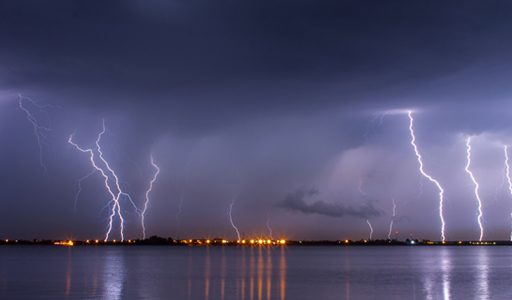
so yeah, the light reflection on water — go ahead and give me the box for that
[1,246,512,299]
[476,247,489,300]
[102,249,125,300]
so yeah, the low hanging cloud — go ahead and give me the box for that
[279,189,381,219]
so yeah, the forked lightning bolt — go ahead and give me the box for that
[407,111,446,242]
[366,219,374,240]
[69,120,138,242]
[388,198,397,240]
[465,137,484,241]
[68,133,121,241]
[95,120,127,241]
[141,155,160,239]
[504,145,512,241]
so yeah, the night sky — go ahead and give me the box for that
[2,1,512,241]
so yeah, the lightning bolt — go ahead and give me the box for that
[69,120,138,242]
[465,137,484,242]
[229,194,241,241]
[68,133,121,241]
[175,160,192,238]
[504,145,512,241]
[94,120,128,241]
[17,94,52,171]
[141,155,160,239]
[266,214,273,240]
[407,111,446,242]
[366,219,373,240]
[387,198,397,240]
[358,174,368,197]
[73,169,97,211]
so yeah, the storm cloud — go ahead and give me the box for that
[280,189,380,219]
[1,1,512,241]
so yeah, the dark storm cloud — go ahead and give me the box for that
[279,189,380,219]
[2,0,512,120]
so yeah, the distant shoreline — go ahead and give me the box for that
[1,237,510,247]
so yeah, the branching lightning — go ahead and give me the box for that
[387,198,397,240]
[69,120,138,242]
[407,111,446,242]
[366,219,373,240]
[74,169,97,211]
[141,155,160,239]
[464,137,484,241]
[504,145,512,241]
[68,133,121,241]
[17,94,52,171]
[95,120,127,241]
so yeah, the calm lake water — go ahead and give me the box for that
[0,245,511,299]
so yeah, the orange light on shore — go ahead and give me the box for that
[54,240,74,246]
[250,239,255,244]
[279,239,286,245]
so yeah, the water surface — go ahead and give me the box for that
[0,246,510,299]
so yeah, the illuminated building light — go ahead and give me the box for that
[279,240,286,245]
[54,240,74,247]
